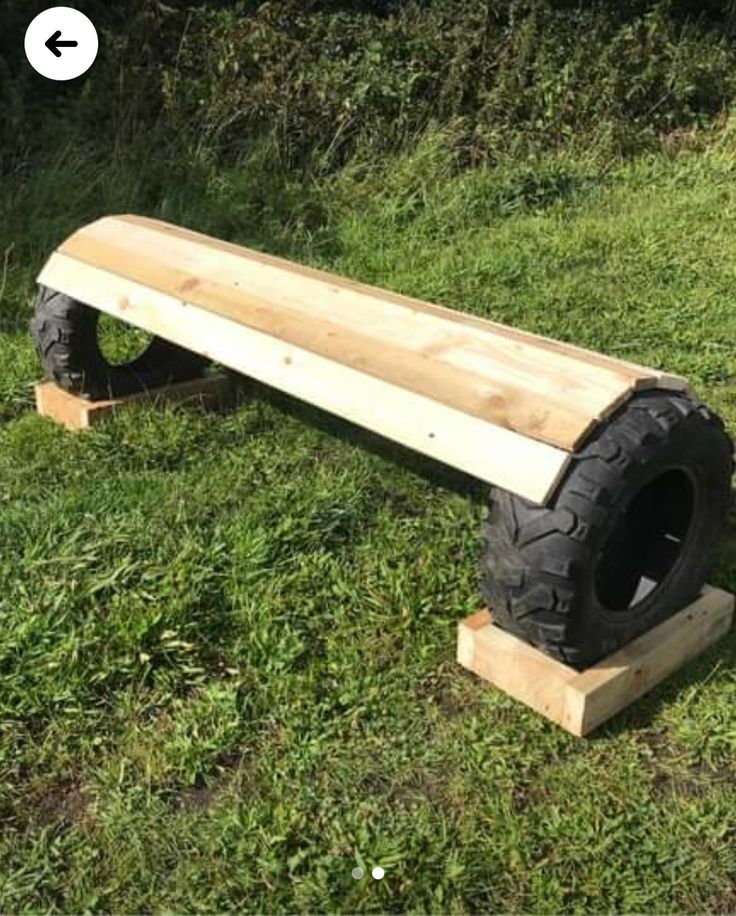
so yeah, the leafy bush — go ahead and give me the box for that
[3,1,736,176]
[163,0,736,169]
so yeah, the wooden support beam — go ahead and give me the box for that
[457,587,734,736]
[35,373,233,431]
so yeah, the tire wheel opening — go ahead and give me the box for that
[97,313,154,366]
[595,468,696,613]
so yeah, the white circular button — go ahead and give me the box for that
[24,7,98,82]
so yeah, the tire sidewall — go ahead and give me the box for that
[32,288,209,398]
[563,411,730,659]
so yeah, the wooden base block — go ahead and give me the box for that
[458,587,734,736]
[35,374,234,431]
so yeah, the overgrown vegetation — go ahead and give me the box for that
[166,0,736,166]
[4,1,736,168]
[1,1,736,912]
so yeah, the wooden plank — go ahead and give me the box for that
[119,215,686,389]
[569,587,735,734]
[52,233,592,449]
[55,229,608,449]
[48,215,688,451]
[35,373,233,431]
[458,587,734,736]
[37,252,571,503]
[65,217,644,399]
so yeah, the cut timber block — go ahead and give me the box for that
[457,586,734,737]
[35,373,233,431]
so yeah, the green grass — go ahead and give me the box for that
[1,132,736,912]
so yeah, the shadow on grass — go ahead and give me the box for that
[240,377,491,507]
[238,374,736,741]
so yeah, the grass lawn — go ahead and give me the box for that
[0,135,735,912]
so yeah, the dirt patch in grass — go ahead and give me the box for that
[649,759,735,801]
[28,781,93,828]
[411,666,484,720]
[170,749,257,813]
[390,770,458,811]
[706,888,736,913]
[172,784,220,813]
[509,781,549,813]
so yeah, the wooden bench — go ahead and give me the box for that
[38,215,686,504]
[35,214,733,719]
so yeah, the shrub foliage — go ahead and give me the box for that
[2,1,736,172]
[165,0,736,166]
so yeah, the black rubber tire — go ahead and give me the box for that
[30,286,209,399]
[480,390,734,669]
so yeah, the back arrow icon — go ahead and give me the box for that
[45,30,78,58]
